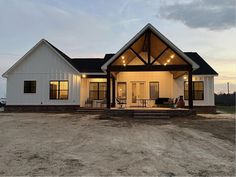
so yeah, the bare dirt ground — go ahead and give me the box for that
[0,112,235,176]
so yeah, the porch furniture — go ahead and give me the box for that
[100,98,107,108]
[85,98,93,107]
[116,98,127,108]
[155,98,170,107]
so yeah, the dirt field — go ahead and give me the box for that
[0,112,235,176]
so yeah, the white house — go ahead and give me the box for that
[2,24,218,113]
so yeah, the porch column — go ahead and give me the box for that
[188,69,193,109]
[106,70,111,109]
[111,76,116,107]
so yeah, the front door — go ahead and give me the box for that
[131,81,145,106]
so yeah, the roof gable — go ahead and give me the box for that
[2,39,79,77]
[101,23,199,71]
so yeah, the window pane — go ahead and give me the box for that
[90,83,98,91]
[90,91,98,100]
[50,81,59,90]
[117,83,126,99]
[50,90,58,99]
[24,81,36,93]
[150,82,159,99]
[60,81,68,90]
[99,91,106,100]
[99,83,106,91]
[60,90,68,99]
[184,81,204,100]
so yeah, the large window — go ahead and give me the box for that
[50,81,68,100]
[184,81,204,100]
[24,81,36,93]
[89,82,106,100]
[117,82,127,99]
[149,82,159,99]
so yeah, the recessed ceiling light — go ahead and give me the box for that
[82,74,86,78]
[121,56,125,59]
[167,59,170,63]
[122,60,125,63]
[123,63,126,67]
[164,63,167,66]
[170,54,175,59]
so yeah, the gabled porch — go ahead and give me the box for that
[103,25,198,109]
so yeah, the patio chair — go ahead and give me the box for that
[85,98,93,107]
[116,98,127,108]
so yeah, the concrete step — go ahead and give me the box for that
[134,115,170,119]
[133,112,169,116]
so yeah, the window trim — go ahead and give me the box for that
[89,82,106,100]
[117,82,127,99]
[24,80,36,94]
[184,81,204,100]
[49,80,69,100]
[149,81,159,99]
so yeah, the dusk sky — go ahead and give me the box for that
[0,0,235,97]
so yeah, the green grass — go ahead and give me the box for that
[217,106,235,114]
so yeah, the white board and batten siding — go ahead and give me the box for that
[5,42,81,105]
[173,75,215,106]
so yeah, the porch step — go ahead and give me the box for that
[133,112,170,119]
[76,109,104,113]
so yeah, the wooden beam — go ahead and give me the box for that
[109,65,191,72]
[106,70,111,109]
[188,69,193,109]
[151,47,168,65]
[129,47,147,65]
[85,75,106,78]
[111,77,115,107]
[148,30,151,64]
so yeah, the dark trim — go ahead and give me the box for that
[109,65,191,72]
[129,47,147,65]
[151,47,168,65]
[24,80,36,94]
[85,75,106,78]
[147,30,151,64]
[188,70,193,109]
[111,77,116,107]
[106,70,111,108]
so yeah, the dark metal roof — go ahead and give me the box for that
[44,40,217,75]
[184,52,218,75]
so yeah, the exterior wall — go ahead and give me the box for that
[173,75,215,106]
[116,71,173,107]
[6,42,81,105]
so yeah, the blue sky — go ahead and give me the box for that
[0,0,235,97]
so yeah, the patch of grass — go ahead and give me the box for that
[217,106,235,114]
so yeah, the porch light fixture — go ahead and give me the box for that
[170,54,175,59]
[82,74,86,78]
[183,75,187,80]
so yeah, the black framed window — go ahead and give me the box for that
[117,82,127,99]
[50,81,68,100]
[149,82,159,99]
[184,81,204,100]
[24,81,36,93]
[89,82,106,100]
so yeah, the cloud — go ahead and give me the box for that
[158,0,236,31]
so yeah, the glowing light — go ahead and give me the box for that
[184,76,187,80]
[167,59,170,63]
[170,54,175,59]
[82,74,86,78]
[121,56,125,59]
[122,60,125,63]
[123,63,126,67]
[164,63,167,66]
